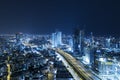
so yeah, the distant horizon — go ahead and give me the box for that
[0,30,119,37]
[0,0,119,37]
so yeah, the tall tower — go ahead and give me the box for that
[106,38,111,48]
[73,28,80,54]
[16,32,23,45]
[56,31,62,46]
[79,30,84,56]
[52,33,56,47]
[69,36,73,48]
[73,28,84,56]
[51,31,62,47]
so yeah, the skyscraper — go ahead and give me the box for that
[52,33,56,47]
[106,38,111,48]
[79,30,85,56]
[51,31,62,47]
[56,31,62,46]
[73,28,84,56]
[16,32,23,45]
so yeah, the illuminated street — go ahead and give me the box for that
[56,52,81,80]
[7,63,10,80]
[56,49,101,80]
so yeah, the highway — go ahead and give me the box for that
[56,52,82,80]
[55,48,101,80]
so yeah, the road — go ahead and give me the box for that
[56,48,101,80]
[56,52,82,80]
[7,56,11,80]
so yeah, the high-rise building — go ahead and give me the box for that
[80,30,85,56]
[56,31,62,46]
[52,33,56,47]
[73,28,84,56]
[16,32,23,45]
[51,31,62,47]
[73,28,80,55]
[83,47,90,64]
[69,37,73,48]
[106,38,111,48]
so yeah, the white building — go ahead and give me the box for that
[56,31,62,46]
[52,31,62,47]
[83,47,90,64]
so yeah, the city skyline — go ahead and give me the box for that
[0,0,120,36]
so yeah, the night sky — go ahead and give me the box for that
[0,0,120,36]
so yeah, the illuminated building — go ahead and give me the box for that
[106,38,111,48]
[52,33,57,47]
[56,31,62,46]
[68,36,73,52]
[73,28,80,56]
[83,47,90,64]
[73,28,84,56]
[16,32,23,45]
[52,31,62,47]
[80,30,85,56]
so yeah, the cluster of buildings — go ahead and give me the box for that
[0,32,73,80]
[0,29,120,80]
[51,29,120,80]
